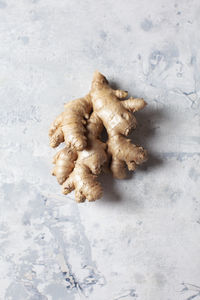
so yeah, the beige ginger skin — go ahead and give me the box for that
[53,113,107,202]
[90,71,148,179]
[52,148,77,185]
[49,95,92,150]
[49,71,148,202]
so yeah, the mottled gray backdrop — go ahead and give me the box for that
[0,0,200,299]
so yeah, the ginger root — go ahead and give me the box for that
[49,71,148,202]
[49,95,92,150]
[52,148,77,184]
[90,71,148,179]
[53,113,107,202]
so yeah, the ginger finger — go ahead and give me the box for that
[121,97,147,112]
[63,164,102,202]
[49,95,92,150]
[62,176,75,195]
[108,135,148,178]
[49,113,64,148]
[54,112,107,202]
[114,90,128,99]
[110,158,127,179]
[90,72,138,136]
[52,147,77,184]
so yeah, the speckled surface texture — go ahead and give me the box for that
[0,0,200,299]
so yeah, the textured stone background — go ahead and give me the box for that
[0,0,200,299]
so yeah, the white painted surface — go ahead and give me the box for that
[0,0,200,299]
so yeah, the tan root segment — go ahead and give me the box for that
[49,95,92,150]
[90,71,148,179]
[49,71,148,202]
[53,113,107,202]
